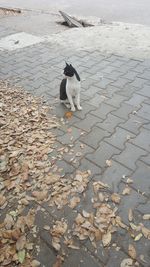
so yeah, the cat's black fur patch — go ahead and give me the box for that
[60,78,67,100]
[60,63,80,100]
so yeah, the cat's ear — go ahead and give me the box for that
[70,64,72,67]
[65,61,69,66]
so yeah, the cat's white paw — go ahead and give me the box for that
[77,106,82,111]
[71,106,76,112]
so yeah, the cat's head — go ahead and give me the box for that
[63,63,74,78]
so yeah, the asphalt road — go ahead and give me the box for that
[0,0,150,25]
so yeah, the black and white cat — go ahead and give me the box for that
[60,63,82,111]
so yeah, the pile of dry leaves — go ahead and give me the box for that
[0,81,59,266]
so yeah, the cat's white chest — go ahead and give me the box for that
[66,78,80,96]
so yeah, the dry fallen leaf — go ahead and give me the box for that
[111,193,121,204]
[106,159,112,167]
[4,214,14,230]
[126,178,133,184]
[43,225,50,231]
[32,190,48,201]
[130,223,141,231]
[102,232,111,247]
[128,244,136,259]
[141,226,150,239]
[122,186,131,195]
[0,194,6,207]
[82,210,90,218]
[31,259,41,267]
[65,111,73,119]
[75,214,85,225]
[52,255,63,267]
[69,196,80,209]
[120,258,133,267]
[16,235,26,251]
[128,209,133,222]
[143,214,150,220]
[134,233,143,241]
[52,238,61,251]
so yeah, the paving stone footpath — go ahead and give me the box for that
[0,23,150,267]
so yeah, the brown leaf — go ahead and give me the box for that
[120,258,133,267]
[106,160,112,167]
[52,238,61,251]
[102,232,111,247]
[65,111,73,119]
[0,194,6,207]
[95,229,102,241]
[111,193,121,204]
[4,214,14,230]
[75,213,85,225]
[134,233,143,241]
[128,244,136,259]
[32,190,48,201]
[21,162,29,181]
[143,214,150,220]
[141,226,150,239]
[52,255,63,267]
[126,178,133,184]
[16,235,26,251]
[31,260,41,267]
[122,186,131,195]
[43,225,50,231]
[45,174,60,185]
[128,209,133,222]
[11,228,22,241]
[69,196,80,209]
[82,210,90,218]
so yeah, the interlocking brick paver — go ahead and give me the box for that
[131,128,150,151]
[132,64,146,73]
[117,84,139,97]
[91,103,117,119]
[117,186,146,224]
[109,59,124,67]
[140,153,150,165]
[105,127,135,149]
[62,248,103,267]
[125,93,146,106]
[95,160,131,192]
[122,70,137,80]
[80,126,110,149]
[74,113,102,132]
[120,114,148,134]
[137,103,150,120]
[138,69,150,81]
[106,248,129,267]
[138,84,150,97]
[97,77,113,88]
[79,158,101,176]
[97,113,124,132]
[55,159,75,175]
[131,161,150,196]
[113,143,147,170]
[111,77,130,88]
[129,77,146,88]
[73,102,96,119]
[88,93,108,107]
[105,94,127,108]
[112,103,134,119]
[86,141,120,168]
[57,126,81,144]
[62,141,94,168]
[104,70,124,81]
